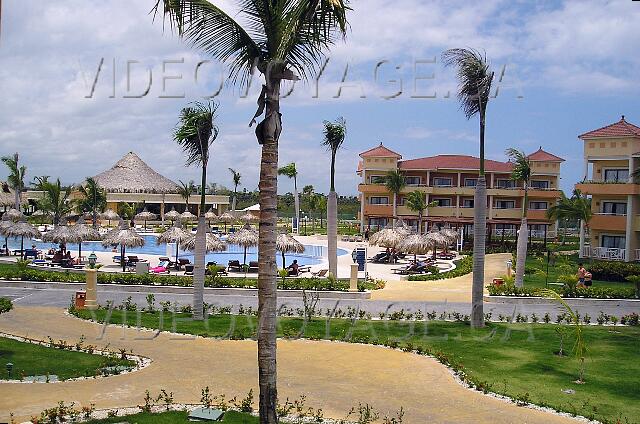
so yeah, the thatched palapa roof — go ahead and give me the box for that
[93,152,179,194]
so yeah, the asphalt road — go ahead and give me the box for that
[1,285,638,320]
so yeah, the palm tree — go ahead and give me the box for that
[278,163,300,234]
[174,101,219,321]
[546,192,572,245]
[506,148,531,288]
[177,180,196,212]
[632,166,640,183]
[322,117,346,278]
[77,177,107,228]
[306,192,320,231]
[1,153,26,209]
[443,48,494,328]
[405,190,436,234]
[228,168,241,211]
[384,169,406,227]
[37,178,73,225]
[153,2,349,421]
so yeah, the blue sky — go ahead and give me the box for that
[0,0,638,195]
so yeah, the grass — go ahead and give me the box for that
[0,336,133,380]
[522,253,634,290]
[74,308,640,424]
[84,410,257,423]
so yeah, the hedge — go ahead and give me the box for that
[0,264,381,292]
[408,255,473,281]
[0,297,12,314]
[587,261,640,282]
[487,283,636,299]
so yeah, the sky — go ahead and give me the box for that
[0,0,638,196]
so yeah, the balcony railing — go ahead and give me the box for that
[581,246,628,261]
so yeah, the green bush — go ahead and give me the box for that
[487,282,635,299]
[0,263,380,292]
[0,297,12,314]
[589,261,640,282]
[408,256,473,281]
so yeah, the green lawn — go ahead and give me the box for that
[85,410,257,423]
[0,336,134,380]
[522,254,634,290]
[75,309,640,424]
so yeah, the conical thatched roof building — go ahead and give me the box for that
[93,152,179,194]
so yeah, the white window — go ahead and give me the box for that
[464,178,477,187]
[495,200,516,209]
[398,196,405,206]
[369,175,385,184]
[433,177,452,187]
[602,202,627,215]
[462,198,474,208]
[603,169,629,182]
[496,179,516,189]
[531,180,549,189]
[369,196,389,205]
[601,235,625,249]
[434,198,452,207]
[369,217,388,228]
[404,176,421,186]
[529,201,548,210]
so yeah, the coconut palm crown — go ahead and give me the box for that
[1,153,26,209]
[322,117,346,192]
[506,147,532,288]
[384,169,406,226]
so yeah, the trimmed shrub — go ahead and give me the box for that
[487,282,635,299]
[0,297,12,314]
[588,261,640,282]
[408,256,473,281]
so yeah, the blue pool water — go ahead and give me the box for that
[6,235,348,267]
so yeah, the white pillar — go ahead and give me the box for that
[625,194,633,262]
[457,172,461,187]
[488,195,494,219]
[579,220,586,259]
[583,158,589,181]
[490,173,494,188]
[359,194,365,232]
[456,194,460,218]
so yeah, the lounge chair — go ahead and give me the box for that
[24,249,40,259]
[227,260,242,272]
[248,261,259,273]
[184,264,195,275]
[176,258,190,271]
[369,252,390,263]
[150,261,170,274]
[311,269,328,278]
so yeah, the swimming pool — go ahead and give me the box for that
[6,235,348,267]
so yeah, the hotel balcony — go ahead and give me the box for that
[491,208,522,219]
[636,215,640,232]
[576,182,640,196]
[363,203,393,217]
[589,213,627,232]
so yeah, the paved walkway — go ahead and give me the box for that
[371,253,511,303]
[0,306,577,424]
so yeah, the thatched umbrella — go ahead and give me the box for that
[426,230,448,259]
[93,152,179,194]
[101,209,119,226]
[0,217,13,256]
[135,208,157,231]
[4,208,24,222]
[369,227,408,249]
[204,208,218,226]
[164,207,180,224]
[398,233,434,263]
[157,224,190,263]
[181,232,226,253]
[440,228,459,250]
[72,218,101,261]
[2,221,41,259]
[43,220,81,254]
[102,221,145,272]
[276,233,304,268]
[180,210,197,222]
[239,212,259,225]
[218,211,236,233]
[227,226,258,267]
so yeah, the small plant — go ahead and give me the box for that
[145,294,156,313]
[543,313,551,324]
[0,297,13,314]
[138,390,154,413]
[239,389,254,412]
[346,403,379,424]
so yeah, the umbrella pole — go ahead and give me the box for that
[175,242,179,267]
[121,245,126,272]
[78,241,82,263]
[282,251,286,269]
[20,236,24,260]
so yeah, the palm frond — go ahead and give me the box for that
[384,169,406,194]
[153,0,263,85]
[442,48,493,120]
[505,148,531,183]
[321,117,346,153]
[174,101,219,168]
[278,162,297,178]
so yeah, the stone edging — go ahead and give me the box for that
[485,295,640,307]
[0,331,151,384]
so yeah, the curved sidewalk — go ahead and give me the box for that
[0,306,576,424]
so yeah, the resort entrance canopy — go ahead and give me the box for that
[92,152,229,217]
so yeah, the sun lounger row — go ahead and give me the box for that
[392,260,437,275]
[341,235,364,242]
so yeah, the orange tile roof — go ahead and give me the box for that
[399,155,513,172]
[527,147,565,162]
[579,115,640,139]
[359,143,402,158]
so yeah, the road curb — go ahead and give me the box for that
[0,280,371,300]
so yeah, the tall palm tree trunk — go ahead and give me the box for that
[293,177,300,235]
[515,185,529,288]
[392,195,397,228]
[471,176,487,327]
[328,191,337,277]
[193,162,208,321]
[257,80,280,424]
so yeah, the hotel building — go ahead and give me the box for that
[357,143,564,241]
[576,116,640,262]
